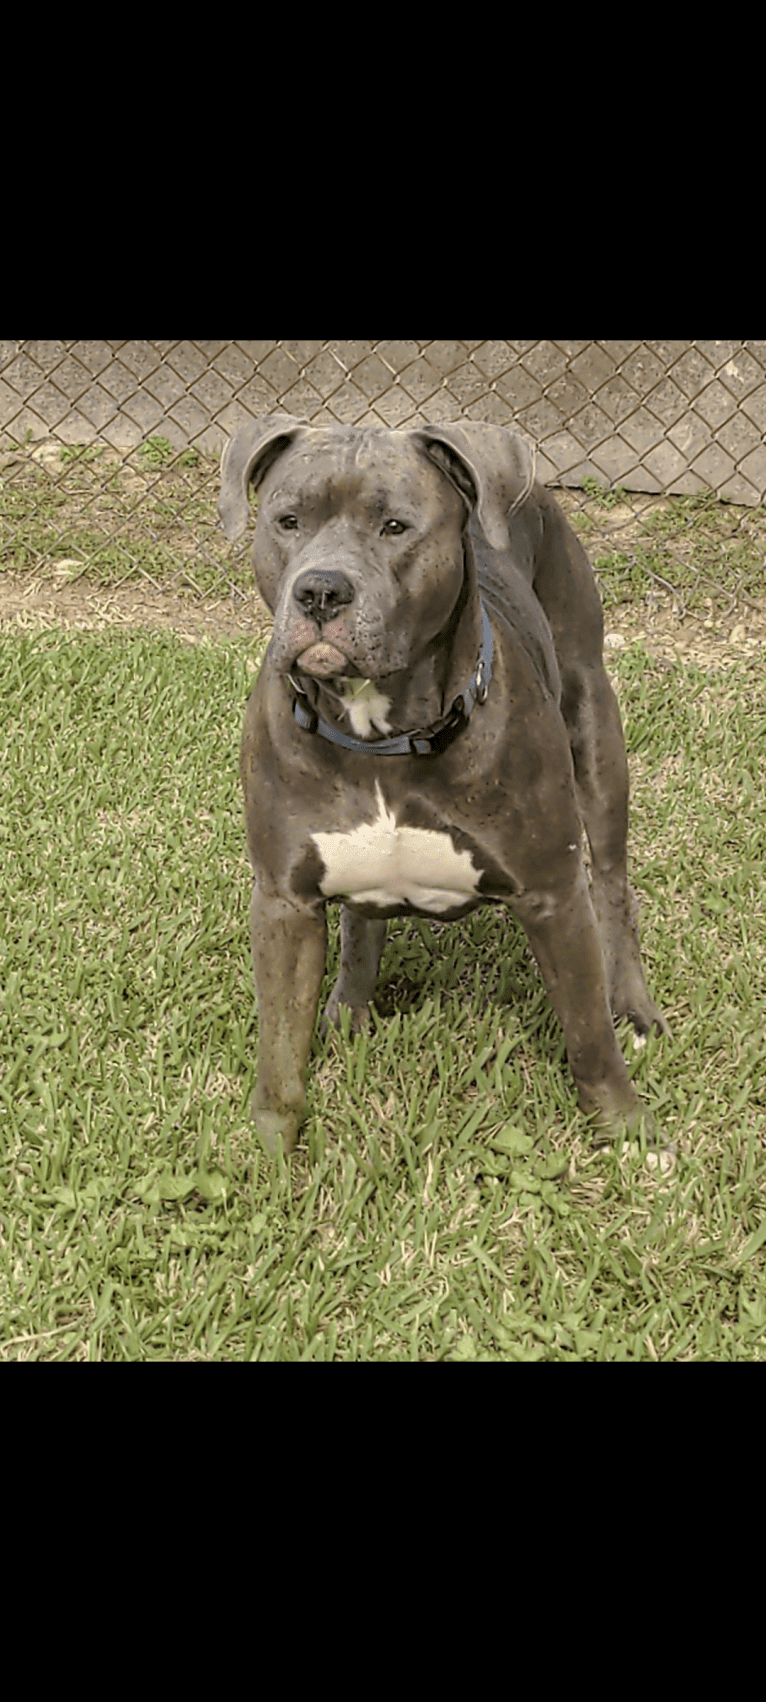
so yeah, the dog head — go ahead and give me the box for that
[219,416,535,698]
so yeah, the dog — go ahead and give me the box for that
[219,417,667,1156]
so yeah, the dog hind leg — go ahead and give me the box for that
[321,908,387,1036]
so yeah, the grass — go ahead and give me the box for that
[2,620,766,1359]
[0,436,250,598]
[2,443,766,1358]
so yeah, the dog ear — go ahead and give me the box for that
[218,416,303,541]
[415,423,537,551]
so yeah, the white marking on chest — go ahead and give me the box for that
[311,780,481,912]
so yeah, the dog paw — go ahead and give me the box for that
[605,949,671,1041]
[612,991,671,1041]
[319,995,372,1040]
[251,1097,303,1157]
[578,1079,659,1147]
[585,1096,675,1157]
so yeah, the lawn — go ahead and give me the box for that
[1,445,765,1359]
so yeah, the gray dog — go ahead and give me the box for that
[219,417,667,1156]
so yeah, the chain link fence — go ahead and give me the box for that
[1,340,765,628]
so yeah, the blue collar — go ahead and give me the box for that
[288,603,493,757]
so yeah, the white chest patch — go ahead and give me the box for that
[311,781,482,912]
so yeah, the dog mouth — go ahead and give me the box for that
[295,641,351,678]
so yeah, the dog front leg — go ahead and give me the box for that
[249,883,327,1156]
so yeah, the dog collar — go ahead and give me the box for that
[288,603,493,757]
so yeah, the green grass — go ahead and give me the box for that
[2,624,766,1359]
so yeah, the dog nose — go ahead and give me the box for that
[293,570,355,624]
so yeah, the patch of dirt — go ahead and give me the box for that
[2,569,765,670]
[603,598,766,669]
[0,571,272,644]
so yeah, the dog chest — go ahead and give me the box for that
[310,780,481,913]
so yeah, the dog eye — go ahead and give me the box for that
[381,518,408,536]
[278,514,298,530]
